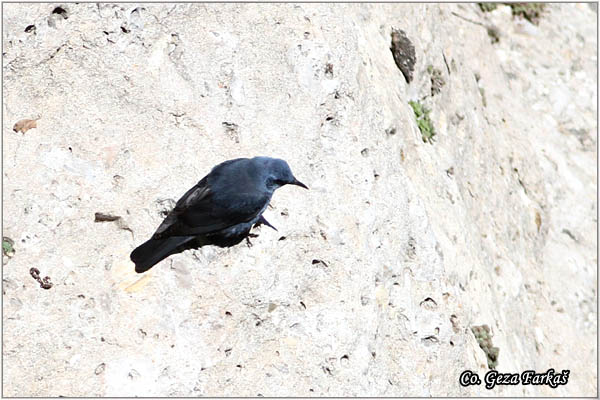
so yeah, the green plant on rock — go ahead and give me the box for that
[3,237,15,257]
[409,100,436,143]
[472,324,500,369]
[508,3,546,25]
[478,3,498,12]
[479,3,546,25]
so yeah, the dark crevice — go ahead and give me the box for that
[52,6,69,19]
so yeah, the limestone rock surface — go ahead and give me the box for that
[2,3,596,396]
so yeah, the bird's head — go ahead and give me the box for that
[256,157,308,191]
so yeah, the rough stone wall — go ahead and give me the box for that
[2,3,596,396]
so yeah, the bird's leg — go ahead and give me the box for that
[247,216,278,247]
[246,233,259,247]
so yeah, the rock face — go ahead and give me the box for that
[2,3,596,396]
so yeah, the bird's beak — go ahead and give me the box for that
[291,178,308,189]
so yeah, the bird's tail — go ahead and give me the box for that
[130,236,196,273]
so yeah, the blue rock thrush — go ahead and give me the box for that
[130,157,308,273]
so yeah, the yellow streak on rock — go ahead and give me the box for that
[112,251,153,292]
[124,274,152,292]
[375,285,389,307]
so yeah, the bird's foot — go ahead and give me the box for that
[246,233,259,247]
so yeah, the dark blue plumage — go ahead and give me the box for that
[130,157,307,273]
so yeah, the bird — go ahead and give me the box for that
[130,157,308,273]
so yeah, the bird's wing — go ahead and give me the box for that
[152,177,268,239]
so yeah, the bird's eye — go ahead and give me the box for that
[268,179,285,189]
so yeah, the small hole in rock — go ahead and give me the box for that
[52,7,68,19]
[24,25,36,33]
[311,259,329,267]
[278,236,286,241]
[121,26,130,33]
[225,311,232,317]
